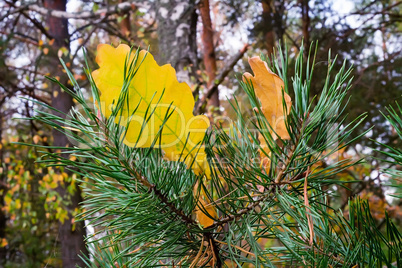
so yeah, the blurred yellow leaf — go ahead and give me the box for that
[4,195,12,206]
[33,135,40,144]
[92,44,210,175]
[15,199,21,209]
[0,238,8,247]
[195,192,217,228]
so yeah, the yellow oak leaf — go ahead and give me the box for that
[243,56,292,171]
[92,44,210,175]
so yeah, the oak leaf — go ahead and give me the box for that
[243,56,291,170]
[243,56,291,140]
[92,44,210,175]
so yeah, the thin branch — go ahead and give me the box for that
[5,0,52,40]
[25,1,145,20]
[150,184,196,225]
[0,30,39,46]
[197,44,249,114]
[209,116,306,229]
[303,167,314,245]
[207,191,271,229]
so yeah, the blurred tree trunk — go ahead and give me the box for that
[260,0,286,54]
[119,0,132,38]
[262,0,275,55]
[42,0,88,267]
[300,0,310,49]
[155,0,198,84]
[199,0,219,109]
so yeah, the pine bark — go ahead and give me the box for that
[155,0,198,84]
[199,0,219,108]
[42,0,88,267]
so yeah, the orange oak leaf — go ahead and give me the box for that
[243,56,291,140]
[243,56,292,171]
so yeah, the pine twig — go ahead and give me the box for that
[303,167,314,245]
[197,44,249,114]
[129,168,197,226]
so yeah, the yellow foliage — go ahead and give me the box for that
[92,44,210,175]
[0,238,8,247]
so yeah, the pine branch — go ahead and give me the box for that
[99,119,198,226]
[149,184,196,225]
[208,190,272,229]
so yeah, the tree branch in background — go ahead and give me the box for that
[197,44,249,114]
[25,0,143,20]
[119,0,135,38]
[4,0,52,40]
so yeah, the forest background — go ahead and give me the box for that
[0,0,401,267]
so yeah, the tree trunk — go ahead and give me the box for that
[119,0,132,38]
[42,0,88,267]
[199,0,219,109]
[300,0,310,49]
[155,0,198,84]
[262,0,275,55]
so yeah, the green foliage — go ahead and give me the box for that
[27,46,401,267]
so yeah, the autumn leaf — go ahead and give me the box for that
[243,56,291,140]
[195,197,216,227]
[194,183,217,228]
[243,56,292,171]
[92,44,210,175]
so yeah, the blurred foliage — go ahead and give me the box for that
[0,132,81,267]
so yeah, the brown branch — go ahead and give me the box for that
[150,184,196,225]
[207,191,271,229]
[303,167,314,245]
[25,1,145,20]
[197,44,249,114]
[125,166,197,226]
[208,116,306,229]
[0,31,39,46]
[204,232,222,267]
